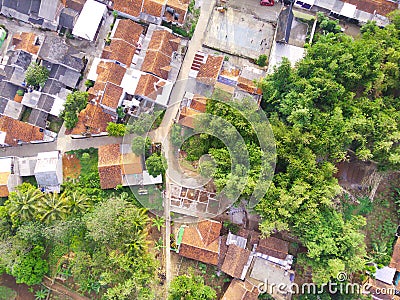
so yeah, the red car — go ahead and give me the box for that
[260,0,274,5]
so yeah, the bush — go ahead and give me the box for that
[255,54,268,67]
[0,286,16,300]
[106,122,126,137]
[59,91,89,130]
[16,89,24,96]
[84,80,94,88]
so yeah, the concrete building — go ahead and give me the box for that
[34,151,63,192]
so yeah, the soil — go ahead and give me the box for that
[62,154,81,180]
[0,274,35,300]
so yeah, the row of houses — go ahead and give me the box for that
[71,18,185,136]
[0,31,84,146]
[0,151,63,197]
[175,220,295,299]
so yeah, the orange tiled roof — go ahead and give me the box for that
[141,30,180,80]
[390,238,400,271]
[343,0,398,15]
[0,185,9,198]
[113,0,143,17]
[178,107,200,129]
[62,0,86,11]
[237,76,262,95]
[179,220,222,265]
[190,95,207,112]
[113,19,143,46]
[71,103,113,135]
[101,83,123,110]
[96,61,126,86]
[221,244,251,279]
[221,279,259,300]
[98,144,123,189]
[102,39,136,66]
[257,236,289,260]
[197,55,224,85]
[122,153,143,175]
[135,74,161,100]
[12,32,40,55]
[0,115,45,146]
[142,0,166,17]
[164,0,189,24]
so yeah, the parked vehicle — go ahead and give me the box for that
[260,0,274,6]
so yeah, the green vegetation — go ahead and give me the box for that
[84,79,94,88]
[146,153,167,177]
[16,89,24,96]
[25,63,49,88]
[131,136,151,156]
[59,91,88,130]
[0,286,16,300]
[168,274,217,300]
[106,122,126,136]
[316,12,342,34]
[255,54,268,67]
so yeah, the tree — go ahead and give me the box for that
[6,183,43,225]
[168,274,217,300]
[151,216,165,231]
[131,136,151,156]
[59,91,89,130]
[38,192,69,225]
[66,191,91,216]
[256,54,268,67]
[11,245,49,286]
[126,114,154,135]
[106,122,126,136]
[25,62,49,88]
[170,123,183,147]
[145,153,166,177]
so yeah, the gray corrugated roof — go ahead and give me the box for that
[39,0,59,21]
[59,7,78,29]
[37,94,55,113]
[28,109,48,128]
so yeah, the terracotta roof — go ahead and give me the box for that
[367,278,395,300]
[62,0,86,12]
[343,0,398,15]
[12,32,40,55]
[141,30,180,80]
[0,115,45,146]
[390,238,400,271]
[71,103,113,135]
[100,83,123,110]
[113,19,143,46]
[142,0,166,17]
[122,153,143,175]
[98,144,123,189]
[257,236,289,260]
[102,39,136,66]
[179,220,222,265]
[197,55,224,85]
[221,279,259,300]
[0,185,9,198]
[96,61,126,86]
[135,74,161,100]
[190,95,207,112]
[113,0,143,17]
[221,245,251,278]
[164,0,189,24]
[0,172,10,198]
[237,77,262,95]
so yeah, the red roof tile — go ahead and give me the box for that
[221,245,251,278]
[164,0,188,24]
[102,39,136,66]
[71,103,113,135]
[135,74,162,100]
[98,144,123,189]
[257,236,289,260]
[197,55,224,85]
[12,32,40,55]
[142,0,166,17]
[96,61,126,85]
[0,115,45,146]
[221,279,259,300]
[113,0,143,17]
[113,19,143,46]
[343,0,398,15]
[100,83,123,110]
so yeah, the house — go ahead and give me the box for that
[101,19,144,67]
[177,92,207,129]
[71,102,114,135]
[34,151,63,193]
[113,0,189,25]
[98,143,162,189]
[140,29,181,80]
[177,219,222,265]
[72,0,107,41]
[375,266,397,285]
[221,279,259,300]
[0,115,48,146]
[221,244,251,279]
[366,278,396,300]
[256,236,290,260]
[11,32,41,55]
[0,157,22,198]
[189,52,224,86]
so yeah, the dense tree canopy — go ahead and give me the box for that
[168,274,217,300]
[60,91,89,130]
[25,62,49,88]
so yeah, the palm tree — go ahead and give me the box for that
[129,207,149,232]
[35,288,48,300]
[7,188,43,223]
[66,191,91,215]
[151,216,166,231]
[39,192,69,225]
[125,230,148,256]
[154,237,165,252]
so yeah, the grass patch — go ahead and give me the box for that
[0,286,17,300]
[342,196,373,221]
[20,107,32,122]
[47,116,64,133]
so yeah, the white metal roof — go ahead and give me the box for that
[340,2,357,18]
[72,0,107,41]
[0,157,12,172]
[34,151,60,173]
[375,266,396,285]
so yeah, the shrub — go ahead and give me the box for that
[255,54,268,67]
[16,89,24,96]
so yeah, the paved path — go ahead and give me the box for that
[156,0,216,288]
